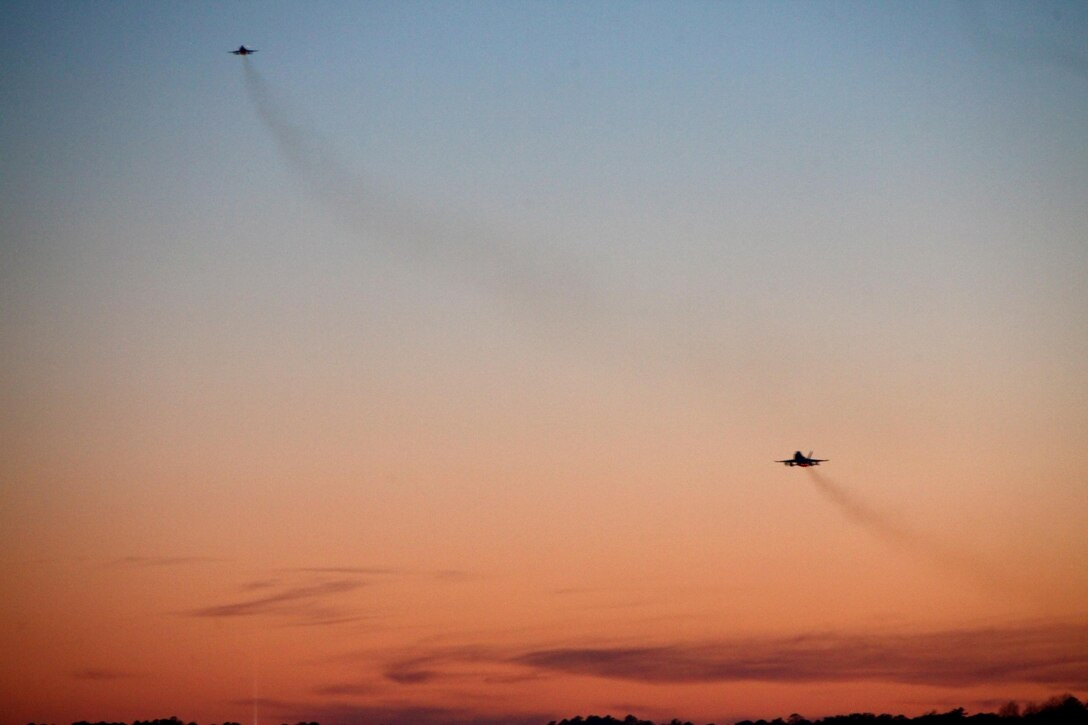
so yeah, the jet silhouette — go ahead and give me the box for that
[230,46,257,55]
[776,451,828,467]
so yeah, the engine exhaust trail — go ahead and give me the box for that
[807,469,916,547]
[240,59,599,323]
[805,469,1012,595]
[242,58,350,198]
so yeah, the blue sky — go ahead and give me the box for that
[3,0,1086,557]
[5,1,1085,326]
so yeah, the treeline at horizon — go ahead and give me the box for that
[24,695,1088,725]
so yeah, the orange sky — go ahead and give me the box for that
[2,2,1087,724]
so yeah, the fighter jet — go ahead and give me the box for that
[776,451,828,467]
[230,45,257,55]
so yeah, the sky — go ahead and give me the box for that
[1,1,1087,724]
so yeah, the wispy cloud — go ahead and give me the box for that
[312,704,549,725]
[277,622,1085,725]
[188,563,474,628]
[429,569,479,582]
[71,668,139,681]
[241,578,282,590]
[312,682,381,697]
[110,556,220,568]
[383,646,500,685]
[282,565,478,582]
[232,696,547,725]
[190,579,365,622]
[283,566,399,576]
[511,621,1088,689]
[372,620,1088,691]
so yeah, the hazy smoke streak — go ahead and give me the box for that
[242,59,354,203]
[240,59,599,321]
[806,469,1011,593]
[807,469,916,547]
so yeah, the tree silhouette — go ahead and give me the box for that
[34,697,1088,725]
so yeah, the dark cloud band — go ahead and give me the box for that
[510,622,1088,688]
[380,621,1088,690]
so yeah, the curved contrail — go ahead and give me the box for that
[240,59,601,323]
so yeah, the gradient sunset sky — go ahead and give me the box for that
[2,2,1087,724]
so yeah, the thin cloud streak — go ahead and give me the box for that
[312,682,381,697]
[190,579,364,619]
[233,696,548,725]
[510,622,1088,689]
[109,556,221,568]
[282,566,398,576]
[70,668,139,681]
[377,621,1088,690]
[383,646,502,686]
[186,564,468,629]
[313,705,550,725]
[283,565,475,581]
